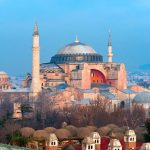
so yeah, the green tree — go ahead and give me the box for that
[144,119,150,142]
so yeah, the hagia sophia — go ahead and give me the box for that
[20,23,127,103]
[23,24,127,92]
[1,23,150,117]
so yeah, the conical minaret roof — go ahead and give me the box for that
[108,30,112,46]
[75,35,79,43]
[33,22,39,36]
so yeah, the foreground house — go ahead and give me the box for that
[27,129,150,150]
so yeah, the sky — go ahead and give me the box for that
[0,0,150,76]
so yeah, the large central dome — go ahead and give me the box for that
[50,38,103,64]
[57,42,97,55]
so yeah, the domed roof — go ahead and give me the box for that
[82,136,94,144]
[50,37,103,64]
[57,38,97,55]
[125,129,136,136]
[108,139,122,148]
[0,71,7,75]
[0,71,8,78]
[133,92,150,104]
[140,143,150,150]
[47,133,58,141]
[89,132,101,139]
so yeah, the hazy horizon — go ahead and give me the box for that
[0,0,150,76]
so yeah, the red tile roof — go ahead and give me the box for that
[75,136,144,150]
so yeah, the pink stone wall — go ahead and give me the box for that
[81,63,91,89]
[24,62,127,91]
[117,64,127,90]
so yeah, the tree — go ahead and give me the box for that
[144,119,150,142]
[77,127,91,138]
[20,127,35,137]
[33,130,49,139]
[55,129,71,139]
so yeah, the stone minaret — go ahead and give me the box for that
[30,23,41,97]
[108,31,113,63]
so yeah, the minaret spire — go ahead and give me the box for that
[75,35,79,43]
[33,22,39,36]
[107,30,113,63]
[30,22,41,98]
[108,30,112,46]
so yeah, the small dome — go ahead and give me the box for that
[133,92,150,104]
[0,71,7,75]
[89,132,100,139]
[108,139,122,147]
[140,143,150,150]
[82,136,94,144]
[57,42,97,55]
[125,129,136,136]
[0,71,8,78]
[47,133,58,141]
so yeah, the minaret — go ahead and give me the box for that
[108,31,113,63]
[75,35,79,43]
[30,23,41,97]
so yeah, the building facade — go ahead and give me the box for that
[0,71,11,91]
[26,129,150,150]
[23,24,127,93]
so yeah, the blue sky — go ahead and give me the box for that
[0,0,150,75]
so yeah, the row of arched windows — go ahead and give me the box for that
[51,54,103,64]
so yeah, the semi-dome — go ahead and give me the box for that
[50,38,103,64]
[133,92,150,104]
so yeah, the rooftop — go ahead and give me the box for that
[57,38,97,55]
